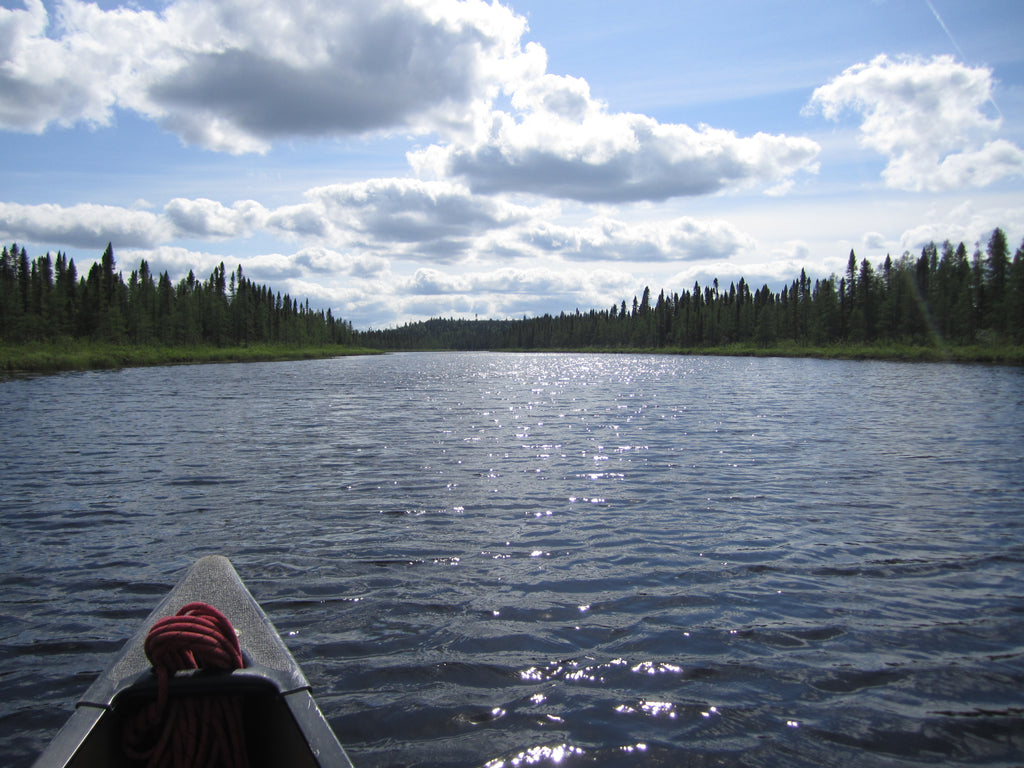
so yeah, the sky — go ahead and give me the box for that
[1,0,1023,329]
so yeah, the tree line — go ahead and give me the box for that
[0,243,356,347]
[363,227,1024,351]
[4,228,1022,355]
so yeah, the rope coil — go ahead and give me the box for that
[123,602,250,768]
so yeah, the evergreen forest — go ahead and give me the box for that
[3,227,1024,371]
[0,243,356,348]
[365,228,1024,357]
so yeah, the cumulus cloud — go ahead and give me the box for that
[122,245,642,328]
[0,197,265,250]
[407,266,568,296]
[808,54,1024,191]
[410,77,821,202]
[525,215,757,262]
[146,0,530,152]
[292,246,389,278]
[669,254,825,296]
[2,0,818,203]
[0,0,146,131]
[897,201,1024,253]
[401,264,637,319]
[282,182,760,265]
[264,204,332,240]
[862,231,888,251]
[164,198,267,239]
[122,245,228,278]
[305,178,535,245]
[0,0,530,153]
[0,180,762,273]
[122,244,393,302]
[0,201,166,248]
[261,178,540,263]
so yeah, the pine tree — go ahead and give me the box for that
[986,227,1010,334]
[854,258,877,341]
[1008,239,1024,342]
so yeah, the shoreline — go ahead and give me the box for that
[382,342,1024,365]
[392,342,1024,366]
[665,342,1024,365]
[3,340,1022,376]
[0,342,382,376]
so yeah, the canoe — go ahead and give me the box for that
[33,555,355,768]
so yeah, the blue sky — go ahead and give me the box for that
[2,0,1023,329]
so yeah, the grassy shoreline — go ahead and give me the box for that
[463,342,1024,365]
[3,340,1022,375]
[0,341,382,375]
[666,341,1024,365]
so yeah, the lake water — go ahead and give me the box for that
[2,352,1023,767]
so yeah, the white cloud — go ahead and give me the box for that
[234,251,302,282]
[808,54,1024,191]
[897,200,1024,254]
[121,245,394,308]
[264,204,332,240]
[0,181,764,274]
[146,0,531,152]
[115,245,642,328]
[525,215,756,262]
[862,231,888,251]
[121,245,228,279]
[405,55,820,203]
[668,253,829,295]
[305,178,535,245]
[0,0,531,153]
[164,198,267,239]
[1,0,819,203]
[923,140,1024,190]
[399,263,638,319]
[0,201,167,248]
[407,266,566,295]
[292,246,389,278]
[289,185,761,265]
[0,0,137,131]
[410,103,820,203]
[509,73,601,121]
[262,178,542,264]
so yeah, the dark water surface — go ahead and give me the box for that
[2,352,1023,767]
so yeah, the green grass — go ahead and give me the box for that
[487,341,1024,365]
[0,341,381,375]
[5,340,1021,376]
[664,341,1024,365]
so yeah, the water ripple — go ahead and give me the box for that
[2,353,1023,767]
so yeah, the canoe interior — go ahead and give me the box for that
[34,555,354,768]
[61,683,328,768]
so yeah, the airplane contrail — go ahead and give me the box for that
[925,0,1003,119]
[925,0,967,62]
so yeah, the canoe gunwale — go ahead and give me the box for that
[77,660,315,711]
[32,555,355,768]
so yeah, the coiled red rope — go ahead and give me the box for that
[123,602,250,768]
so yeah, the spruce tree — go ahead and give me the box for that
[986,227,1010,333]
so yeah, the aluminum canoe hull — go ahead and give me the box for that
[33,555,355,768]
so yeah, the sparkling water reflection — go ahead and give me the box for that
[1,352,1023,767]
